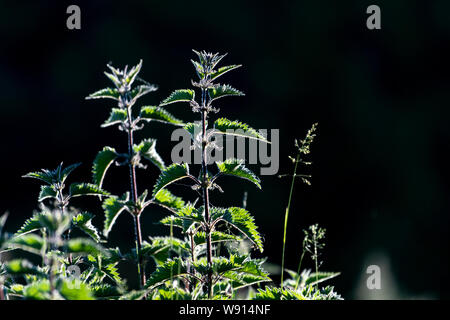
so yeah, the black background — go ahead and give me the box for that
[1,0,449,299]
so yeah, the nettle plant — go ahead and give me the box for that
[0,51,342,300]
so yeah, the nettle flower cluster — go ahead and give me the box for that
[0,50,342,300]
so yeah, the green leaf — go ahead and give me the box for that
[193,231,240,246]
[57,278,95,300]
[153,287,192,300]
[253,287,305,300]
[72,212,101,242]
[61,163,81,183]
[22,171,53,185]
[145,258,188,288]
[158,216,184,230]
[130,84,158,100]
[216,159,261,189]
[133,139,165,171]
[38,185,57,202]
[103,193,130,237]
[160,89,195,106]
[139,106,183,125]
[141,237,189,265]
[214,118,268,142]
[15,214,43,236]
[125,59,142,85]
[153,189,186,211]
[92,147,118,189]
[304,272,340,287]
[213,207,263,252]
[22,280,51,300]
[66,238,109,257]
[208,84,244,101]
[69,183,110,198]
[152,163,190,197]
[8,234,44,255]
[5,260,44,276]
[86,87,120,100]
[183,122,203,141]
[101,108,127,128]
[210,65,242,81]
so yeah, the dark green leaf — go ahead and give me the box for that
[69,183,110,198]
[92,147,118,189]
[133,138,165,171]
[214,118,268,142]
[208,84,244,101]
[101,108,127,128]
[160,89,194,106]
[152,163,190,197]
[216,159,261,189]
[139,106,183,125]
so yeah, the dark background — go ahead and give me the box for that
[1,0,449,299]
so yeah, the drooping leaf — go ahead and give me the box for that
[69,183,110,198]
[215,159,261,189]
[72,212,101,242]
[213,207,263,252]
[86,87,120,100]
[101,108,127,128]
[160,89,195,106]
[139,106,183,125]
[103,193,131,237]
[92,147,118,189]
[210,65,242,81]
[208,84,244,101]
[133,139,165,171]
[214,118,268,142]
[152,163,190,197]
[22,171,53,185]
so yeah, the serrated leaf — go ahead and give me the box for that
[305,272,340,287]
[69,183,110,198]
[213,207,263,252]
[139,106,183,125]
[145,258,188,288]
[86,87,120,100]
[216,159,261,189]
[141,237,189,265]
[153,189,186,211]
[214,118,268,142]
[193,231,240,246]
[208,84,244,101]
[66,238,109,257]
[101,108,127,128]
[72,212,101,242]
[92,147,118,189]
[38,185,57,202]
[160,89,194,106]
[125,59,142,86]
[8,234,44,255]
[5,260,44,276]
[15,214,44,236]
[253,287,305,300]
[130,84,158,100]
[57,278,95,300]
[103,193,130,237]
[133,138,165,171]
[22,171,53,185]
[152,163,190,197]
[60,163,81,183]
[210,65,241,81]
[22,280,52,300]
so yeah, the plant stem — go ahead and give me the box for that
[200,88,213,298]
[281,153,300,287]
[126,104,146,289]
[294,250,305,291]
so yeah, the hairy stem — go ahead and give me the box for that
[126,104,146,289]
[200,88,213,298]
[281,153,300,287]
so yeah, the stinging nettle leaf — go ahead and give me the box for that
[86,87,120,100]
[152,163,190,197]
[208,84,244,101]
[92,147,118,189]
[69,183,110,198]
[72,212,101,243]
[139,106,183,126]
[214,118,269,143]
[216,159,261,189]
[210,65,242,81]
[101,108,128,128]
[103,193,130,237]
[38,185,57,202]
[130,84,158,100]
[153,188,186,211]
[133,138,165,171]
[160,89,195,106]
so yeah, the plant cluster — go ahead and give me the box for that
[0,51,341,300]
